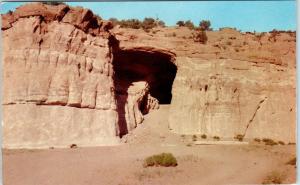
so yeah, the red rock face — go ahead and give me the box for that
[2,3,296,148]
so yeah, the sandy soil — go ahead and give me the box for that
[2,106,296,185]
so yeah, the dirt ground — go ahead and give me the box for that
[2,106,296,185]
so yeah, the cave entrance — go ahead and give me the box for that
[113,49,177,104]
[112,48,177,136]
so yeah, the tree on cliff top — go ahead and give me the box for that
[176,21,185,27]
[199,20,211,31]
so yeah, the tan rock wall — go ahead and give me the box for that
[2,6,119,148]
[169,57,296,142]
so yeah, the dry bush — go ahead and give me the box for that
[143,153,178,167]
[199,20,211,31]
[201,134,207,139]
[262,138,278,146]
[234,134,244,141]
[213,136,220,140]
[70,144,77,149]
[176,20,195,30]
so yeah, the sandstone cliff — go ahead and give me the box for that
[2,3,296,148]
[114,26,296,143]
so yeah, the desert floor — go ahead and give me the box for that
[2,105,296,185]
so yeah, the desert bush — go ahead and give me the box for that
[262,171,284,184]
[234,134,244,141]
[143,153,178,167]
[186,143,192,147]
[262,138,278,146]
[142,17,156,31]
[199,20,211,31]
[115,17,165,31]
[176,20,195,29]
[176,21,185,27]
[201,134,207,139]
[118,19,142,29]
[70,144,77,148]
[213,136,220,140]
[193,30,208,44]
[157,20,166,27]
[184,20,195,30]
[286,157,296,165]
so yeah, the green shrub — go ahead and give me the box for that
[142,17,156,31]
[176,21,185,27]
[113,17,165,31]
[199,20,211,31]
[184,20,195,30]
[143,153,178,167]
[201,134,207,139]
[176,20,195,30]
[119,19,142,29]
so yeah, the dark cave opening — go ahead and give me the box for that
[112,48,177,136]
[113,50,177,104]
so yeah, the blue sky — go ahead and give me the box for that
[0,1,296,32]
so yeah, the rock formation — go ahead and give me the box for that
[2,3,296,148]
[114,27,296,143]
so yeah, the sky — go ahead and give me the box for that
[0,1,296,32]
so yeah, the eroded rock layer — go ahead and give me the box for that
[2,3,119,148]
